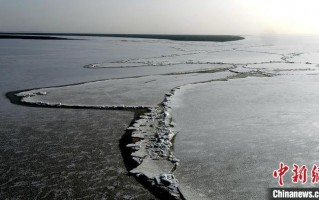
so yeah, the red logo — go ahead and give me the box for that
[292,164,307,184]
[311,165,319,183]
[273,162,289,186]
[273,163,319,186]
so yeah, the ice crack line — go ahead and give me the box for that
[124,71,273,200]
[125,88,184,200]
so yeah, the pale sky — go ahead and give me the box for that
[1,0,319,35]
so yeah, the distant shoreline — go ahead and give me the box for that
[0,34,77,40]
[0,33,244,42]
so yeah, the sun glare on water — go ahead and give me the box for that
[237,0,319,34]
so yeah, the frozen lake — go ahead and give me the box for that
[170,76,319,199]
[2,35,319,199]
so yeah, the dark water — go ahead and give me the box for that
[0,38,162,199]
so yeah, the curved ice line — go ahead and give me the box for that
[6,66,286,200]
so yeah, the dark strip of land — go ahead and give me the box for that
[0,33,244,42]
[0,34,76,40]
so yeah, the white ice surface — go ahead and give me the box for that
[244,63,319,75]
[18,71,234,107]
[170,75,319,199]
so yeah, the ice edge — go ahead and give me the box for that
[6,70,274,200]
[6,88,186,200]
[125,87,185,200]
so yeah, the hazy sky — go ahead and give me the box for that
[1,0,319,35]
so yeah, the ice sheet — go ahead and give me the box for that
[16,71,234,108]
[170,76,319,199]
[244,63,319,75]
